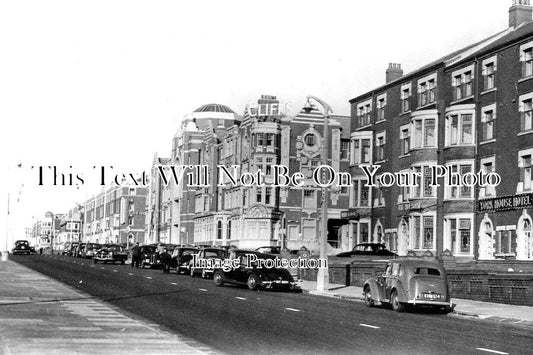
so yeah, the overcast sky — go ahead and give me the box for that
[0,0,512,244]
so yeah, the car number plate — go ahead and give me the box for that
[422,293,441,299]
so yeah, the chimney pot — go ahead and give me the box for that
[385,63,403,83]
[509,0,532,27]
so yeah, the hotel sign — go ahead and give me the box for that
[477,193,533,213]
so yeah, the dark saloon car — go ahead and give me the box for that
[93,244,128,264]
[172,246,199,274]
[12,240,36,255]
[189,247,227,278]
[336,243,397,258]
[75,243,87,258]
[213,249,295,291]
[65,242,79,257]
[363,259,454,313]
[140,245,159,268]
[81,243,102,259]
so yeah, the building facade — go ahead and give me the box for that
[348,0,533,262]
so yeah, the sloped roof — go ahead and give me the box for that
[194,103,235,114]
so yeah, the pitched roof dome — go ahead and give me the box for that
[194,103,235,113]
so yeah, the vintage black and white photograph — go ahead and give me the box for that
[2,0,533,354]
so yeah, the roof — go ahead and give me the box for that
[349,25,517,103]
[194,103,235,114]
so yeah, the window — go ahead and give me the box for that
[257,133,264,146]
[412,165,436,198]
[446,112,473,145]
[256,188,262,203]
[452,66,474,101]
[265,188,272,205]
[418,75,436,107]
[412,215,435,250]
[352,137,372,164]
[376,132,386,161]
[480,157,496,197]
[519,151,533,192]
[445,162,474,199]
[374,183,385,206]
[446,217,472,255]
[357,100,372,127]
[520,95,533,132]
[266,133,274,147]
[400,124,410,155]
[377,94,386,121]
[482,56,497,90]
[521,43,533,78]
[302,219,316,239]
[303,189,316,209]
[481,105,496,141]
[401,83,411,113]
[352,221,370,244]
[340,140,350,160]
[411,115,436,148]
[304,133,317,147]
[352,180,370,207]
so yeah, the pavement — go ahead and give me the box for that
[0,258,217,355]
[297,280,533,329]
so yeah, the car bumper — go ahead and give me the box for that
[262,280,296,288]
[408,299,453,307]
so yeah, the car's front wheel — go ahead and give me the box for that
[213,270,224,287]
[247,273,261,290]
[391,290,405,312]
[364,286,374,307]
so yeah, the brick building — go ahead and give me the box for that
[348,0,533,263]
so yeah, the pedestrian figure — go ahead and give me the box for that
[160,248,171,273]
[131,242,141,268]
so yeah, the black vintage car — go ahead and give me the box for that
[213,249,295,291]
[12,240,36,255]
[81,243,102,259]
[93,244,128,264]
[189,247,227,278]
[336,243,397,258]
[75,243,87,258]
[65,242,79,256]
[139,245,159,268]
[172,246,199,274]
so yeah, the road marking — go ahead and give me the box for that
[285,308,300,312]
[235,297,246,300]
[101,267,105,270]
[145,277,152,280]
[128,273,134,276]
[198,288,207,292]
[73,261,77,263]
[476,348,509,355]
[81,263,85,265]
[90,265,94,267]
[170,282,178,285]
[113,270,118,272]
[359,323,380,329]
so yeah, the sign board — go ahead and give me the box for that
[477,193,533,213]
[340,210,359,220]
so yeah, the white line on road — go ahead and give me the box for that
[113,270,118,272]
[90,265,94,267]
[285,308,300,312]
[170,282,178,285]
[81,263,85,265]
[476,348,509,354]
[73,261,76,263]
[359,323,380,329]
[198,288,207,292]
[128,273,134,276]
[235,297,246,300]
[101,267,105,269]
[145,277,152,280]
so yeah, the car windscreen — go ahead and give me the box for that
[204,250,225,258]
[142,246,156,253]
[87,243,101,249]
[414,267,441,276]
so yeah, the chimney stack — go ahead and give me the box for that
[386,63,403,83]
[509,0,532,28]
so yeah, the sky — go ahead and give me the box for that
[0,0,512,246]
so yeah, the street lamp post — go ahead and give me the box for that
[303,95,332,292]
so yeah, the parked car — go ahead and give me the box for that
[75,243,87,258]
[363,259,454,313]
[61,242,71,255]
[66,242,79,256]
[255,246,281,255]
[171,246,200,274]
[12,240,35,255]
[213,249,295,291]
[189,247,227,278]
[93,244,128,264]
[336,243,397,257]
[140,245,159,268]
[81,243,102,259]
